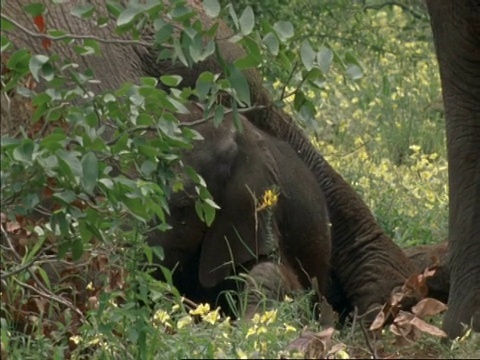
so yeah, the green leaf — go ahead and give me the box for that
[154,23,174,45]
[78,219,93,243]
[36,266,52,289]
[300,40,315,71]
[239,6,254,36]
[150,245,165,262]
[7,49,30,72]
[106,1,123,17]
[196,71,214,100]
[81,152,98,195]
[29,54,50,82]
[204,202,216,227]
[227,4,239,30]
[203,0,220,18]
[273,21,294,42]
[160,75,182,87]
[345,51,362,67]
[173,38,188,67]
[263,32,279,56]
[12,139,35,164]
[213,105,224,127]
[194,200,205,222]
[23,3,45,16]
[40,131,67,151]
[317,46,333,74]
[53,190,77,204]
[71,4,95,18]
[1,17,13,31]
[123,197,149,221]
[346,64,363,80]
[117,6,141,27]
[204,198,220,210]
[234,54,260,70]
[228,66,251,106]
[71,238,84,261]
[293,91,307,111]
[56,149,83,182]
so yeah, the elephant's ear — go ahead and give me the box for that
[198,155,275,289]
[198,202,272,288]
[184,115,239,188]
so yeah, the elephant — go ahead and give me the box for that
[2,0,415,320]
[425,0,480,338]
[146,103,331,316]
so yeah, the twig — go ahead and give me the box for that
[13,277,86,322]
[280,62,299,101]
[1,13,153,48]
[360,318,379,359]
[0,245,54,280]
[1,223,22,261]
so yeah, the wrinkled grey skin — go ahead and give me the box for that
[3,0,415,317]
[426,0,480,338]
[148,105,331,315]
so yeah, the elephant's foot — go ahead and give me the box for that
[403,242,450,304]
[443,291,480,339]
[243,262,303,319]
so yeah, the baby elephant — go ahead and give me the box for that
[147,104,331,317]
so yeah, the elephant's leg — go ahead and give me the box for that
[242,262,303,319]
[426,0,480,338]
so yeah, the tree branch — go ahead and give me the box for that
[1,13,155,48]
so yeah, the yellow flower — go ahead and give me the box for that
[252,313,261,325]
[246,326,257,338]
[260,309,277,325]
[236,349,248,359]
[189,303,210,316]
[284,323,297,333]
[409,144,421,153]
[202,307,220,325]
[153,309,172,327]
[177,315,193,329]
[70,335,82,345]
[257,189,279,211]
[256,326,267,335]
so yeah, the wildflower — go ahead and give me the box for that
[153,309,172,328]
[236,349,248,359]
[409,144,421,153]
[202,307,221,325]
[246,326,257,338]
[86,282,94,291]
[189,303,210,316]
[254,340,268,353]
[260,309,277,325]
[70,335,82,345]
[177,315,193,329]
[257,189,279,211]
[284,323,297,332]
[256,326,267,335]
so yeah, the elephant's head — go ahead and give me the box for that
[149,106,274,292]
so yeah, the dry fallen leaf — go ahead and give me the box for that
[411,298,447,318]
[285,327,335,359]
